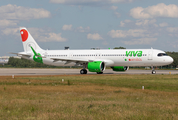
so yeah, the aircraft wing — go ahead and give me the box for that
[50,57,94,65]
[50,57,114,66]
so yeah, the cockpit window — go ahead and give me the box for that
[157,53,168,57]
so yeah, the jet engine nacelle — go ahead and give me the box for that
[111,66,129,72]
[88,61,106,72]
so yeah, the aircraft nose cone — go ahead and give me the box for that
[168,56,174,64]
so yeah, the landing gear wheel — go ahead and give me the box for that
[84,69,87,74]
[96,72,103,74]
[80,69,87,74]
[152,70,156,74]
[151,66,156,74]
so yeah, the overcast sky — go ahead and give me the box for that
[1,0,178,56]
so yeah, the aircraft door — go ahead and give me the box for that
[69,53,73,58]
[148,50,153,60]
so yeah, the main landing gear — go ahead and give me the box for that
[151,66,156,74]
[80,69,104,74]
[80,69,87,74]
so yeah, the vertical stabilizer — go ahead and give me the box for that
[20,27,43,52]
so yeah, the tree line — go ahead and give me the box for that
[1,57,59,68]
[166,52,178,68]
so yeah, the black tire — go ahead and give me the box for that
[84,69,87,74]
[96,72,103,74]
[152,70,156,74]
[80,69,84,74]
[80,69,87,74]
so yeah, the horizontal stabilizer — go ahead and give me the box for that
[9,52,32,57]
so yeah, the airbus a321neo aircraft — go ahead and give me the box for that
[13,27,173,74]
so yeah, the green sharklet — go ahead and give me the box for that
[31,47,43,63]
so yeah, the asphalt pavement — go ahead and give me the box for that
[0,68,177,76]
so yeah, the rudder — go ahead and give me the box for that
[20,27,43,52]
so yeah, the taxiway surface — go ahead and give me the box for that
[0,68,177,76]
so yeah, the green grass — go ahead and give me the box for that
[0,74,178,120]
[19,74,178,92]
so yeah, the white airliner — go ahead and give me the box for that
[13,27,173,74]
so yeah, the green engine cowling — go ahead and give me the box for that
[111,66,129,72]
[88,61,105,72]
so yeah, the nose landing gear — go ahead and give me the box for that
[152,70,156,74]
[151,66,156,74]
